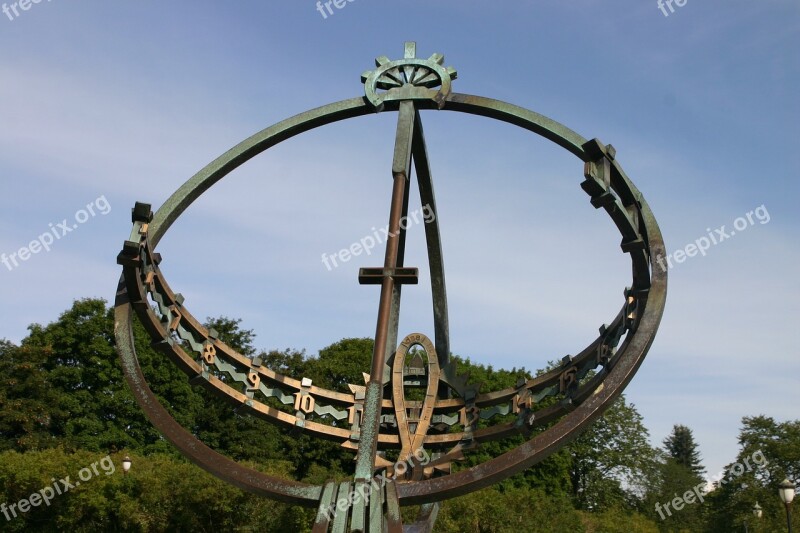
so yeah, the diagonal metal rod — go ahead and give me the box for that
[411,109,450,382]
[354,99,416,483]
[384,133,412,382]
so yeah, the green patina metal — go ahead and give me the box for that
[114,42,667,532]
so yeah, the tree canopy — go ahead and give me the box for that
[0,298,796,532]
[663,424,705,478]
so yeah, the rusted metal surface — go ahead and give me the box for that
[385,482,403,533]
[404,502,439,533]
[389,334,443,479]
[410,108,450,383]
[114,287,322,505]
[114,42,666,531]
[313,482,339,533]
[354,99,417,483]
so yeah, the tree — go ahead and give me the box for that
[567,396,658,512]
[313,337,374,392]
[637,425,707,532]
[188,316,289,465]
[663,425,705,478]
[434,486,586,532]
[0,340,66,452]
[14,298,779,530]
[15,298,202,455]
[580,506,661,533]
[736,415,800,485]
[644,455,706,532]
[0,448,307,532]
[203,316,257,357]
[705,416,800,533]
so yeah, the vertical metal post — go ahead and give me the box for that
[354,99,416,483]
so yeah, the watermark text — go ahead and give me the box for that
[655,449,768,520]
[321,204,435,271]
[1,195,111,273]
[3,0,53,22]
[657,0,688,17]
[316,0,355,20]
[1,455,115,522]
[321,448,431,521]
[655,204,770,273]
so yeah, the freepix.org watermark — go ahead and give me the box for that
[321,204,435,271]
[655,204,770,273]
[2,0,52,22]
[1,195,111,273]
[655,449,768,520]
[321,448,431,521]
[657,0,688,17]
[1,455,115,522]
[315,0,355,20]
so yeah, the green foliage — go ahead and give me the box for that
[6,300,167,454]
[203,316,257,357]
[644,456,706,532]
[568,396,658,512]
[0,448,307,532]
[449,354,530,394]
[704,416,800,533]
[639,424,708,531]
[663,424,705,477]
[2,299,798,531]
[433,486,585,532]
[737,415,800,484]
[188,317,286,466]
[579,506,661,533]
[444,355,575,498]
[0,341,65,452]
[256,338,375,479]
[314,337,374,392]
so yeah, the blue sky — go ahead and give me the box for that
[1,1,798,486]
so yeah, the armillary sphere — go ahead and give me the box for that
[114,42,667,532]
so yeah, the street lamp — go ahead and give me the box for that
[746,502,763,533]
[779,479,796,533]
[122,455,132,475]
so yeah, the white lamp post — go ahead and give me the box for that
[779,479,796,533]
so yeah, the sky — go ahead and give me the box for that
[1,1,798,488]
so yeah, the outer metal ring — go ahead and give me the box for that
[114,92,667,506]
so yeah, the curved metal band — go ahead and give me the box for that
[115,90,666,507]
[397,198,666,503]
[118,229,632,450]
[147,92,588,245]
[114,290,322,504]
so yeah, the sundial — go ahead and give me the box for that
[114,42,667,532]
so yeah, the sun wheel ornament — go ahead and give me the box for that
[114,42,667,533]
